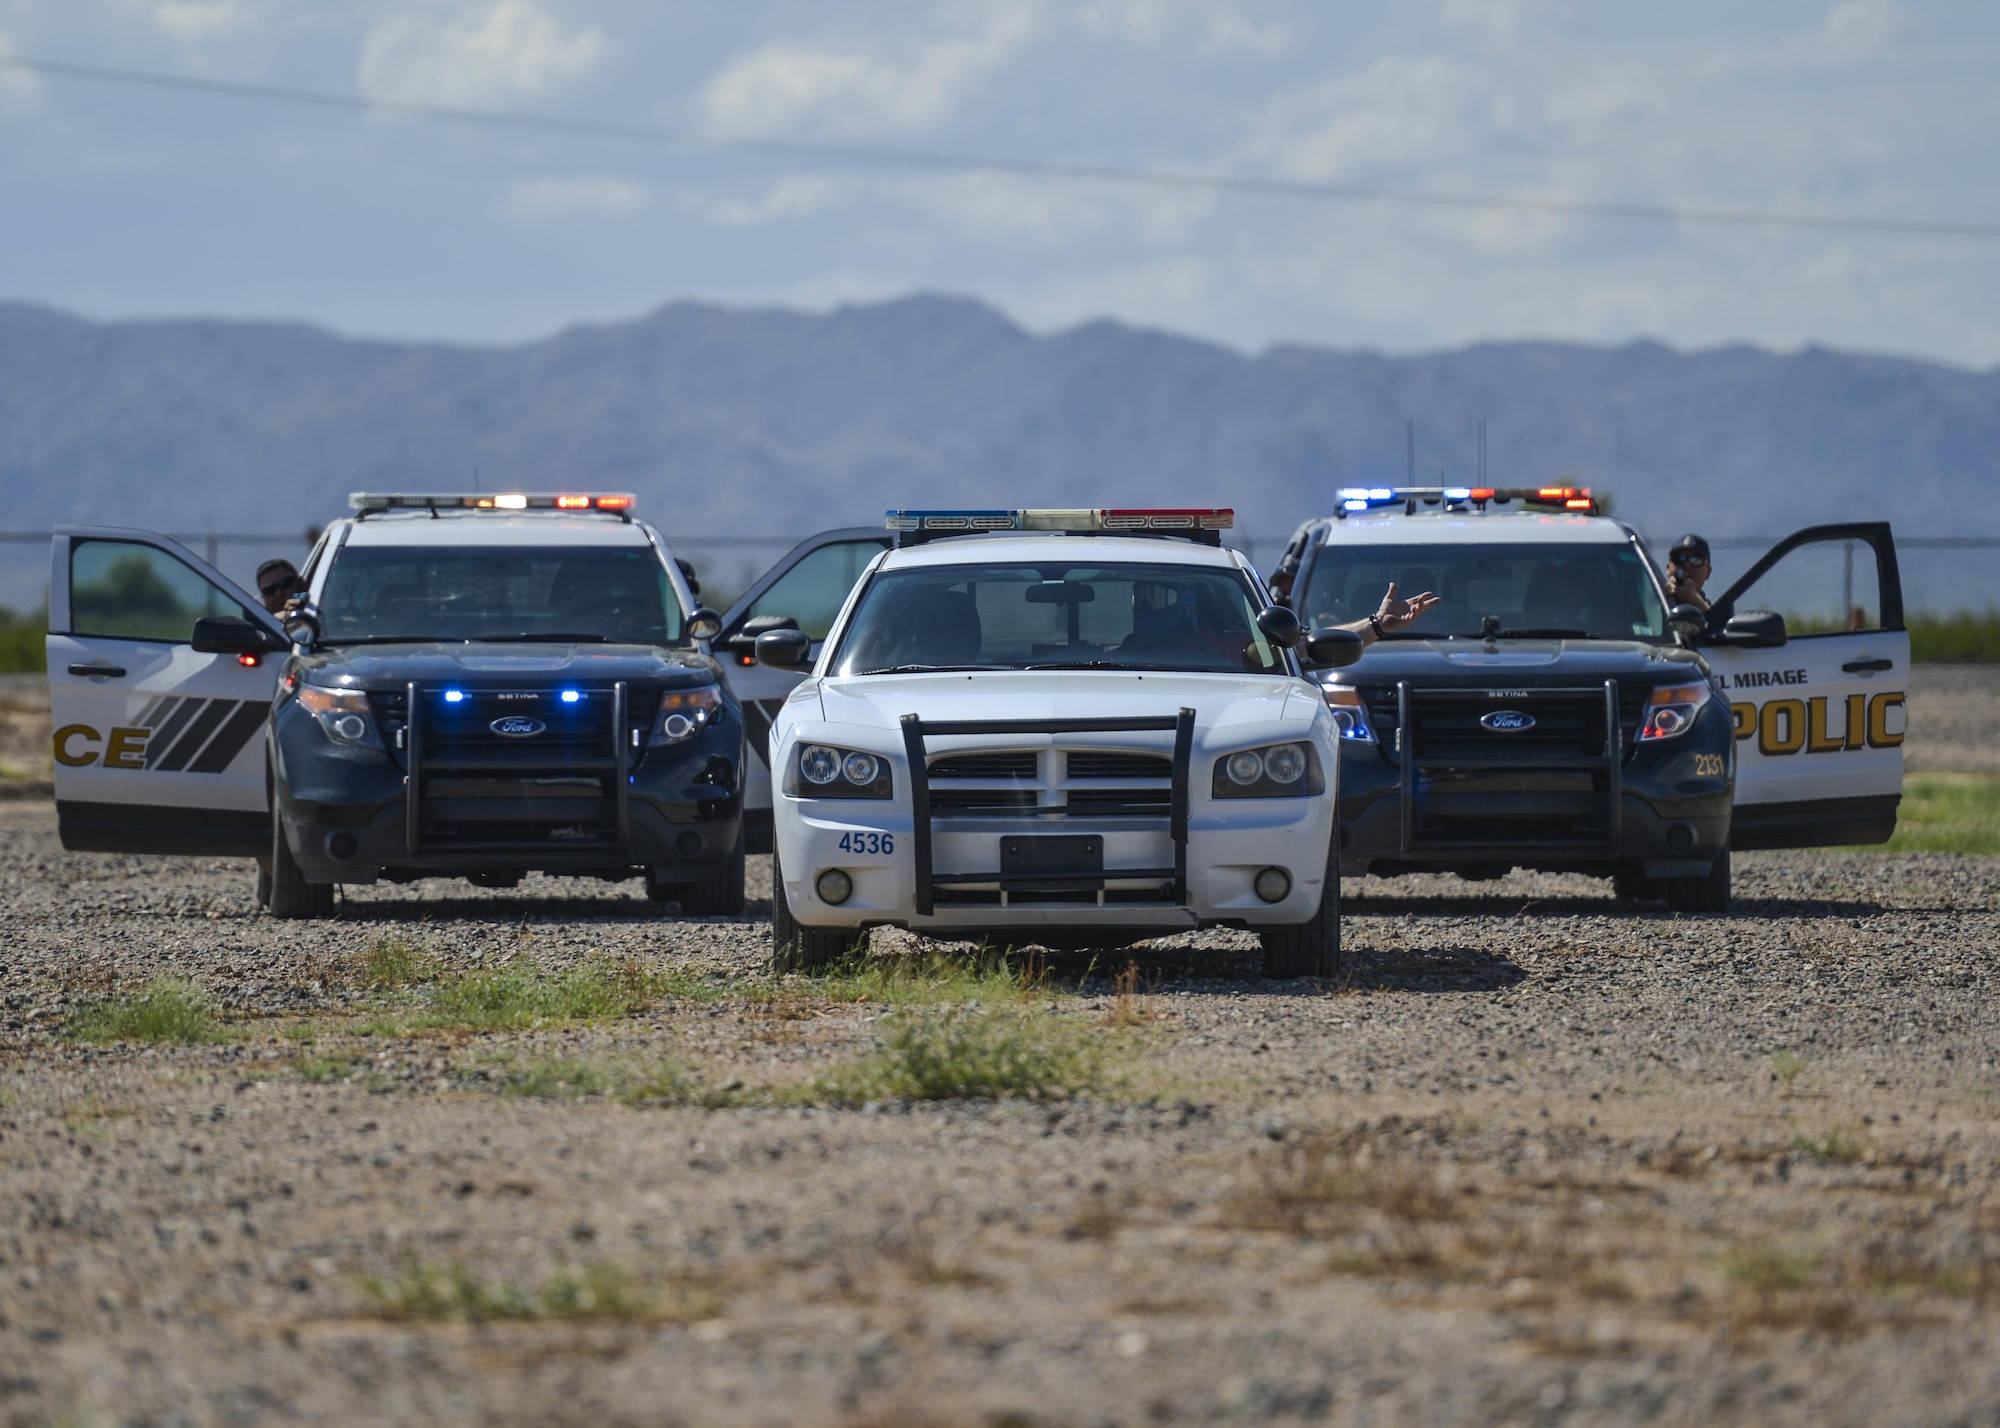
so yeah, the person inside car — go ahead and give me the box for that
[256,558,303,615]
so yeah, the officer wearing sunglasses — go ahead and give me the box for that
[1665,533,1712,611]
[255,558,303,615]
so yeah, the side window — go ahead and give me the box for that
[1723,538,1884,635]
[70,540,246,642]
[745,541,886,640]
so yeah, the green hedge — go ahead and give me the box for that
[1907,609,2000,663]
[0,608,42,674]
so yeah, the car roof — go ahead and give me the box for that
[880,533,1248,571]
[339,513,658,549]
[1314,514,1633,547]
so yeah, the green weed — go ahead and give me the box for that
[1788,1128,1870,1164]
[66,980,222,1045]
[1723,1241,1821,1292]
[813,1007,1104,1103]
[1771,1050,1807,1088]
[360,936,441,988]
[793,945,1058,1007]
[1883,773,2000,856]
[497,1058,618,1099]
[355,1255,713,1324]
[361,955,667,1034]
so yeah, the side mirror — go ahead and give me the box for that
[1255,605,1301,647]
[725,613,800,655]
[280,607,321,649]
[1722,610,1787,648]
[192,615,284,655]
[686,607,723,642]
[755,628,814,670]
[1667,603,1706,643]
[1304,627,1366,669]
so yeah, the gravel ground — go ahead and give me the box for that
[3,799,1999,1427]
[1904,664,2000,773]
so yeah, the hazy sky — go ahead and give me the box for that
[3,0,1997,363]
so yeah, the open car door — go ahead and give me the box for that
[1701,522,1907,849]
[715,529,890,845]
[47,528,288,856]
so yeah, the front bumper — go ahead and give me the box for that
[274,699,743,884]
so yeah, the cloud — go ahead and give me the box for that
[701,175,842,227]
[699,5,1035,134]
[1821,0,1905,56]
[359,1,609,108]
[152,2,242,37]
[1076,1,1287,53]
[497,176,647,223]
[0,33,39,114]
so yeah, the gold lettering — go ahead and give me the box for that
[104,727,149,770]
[1731,702,1755,741]
[1806,696,1846,753]
[53,724,101,767]
[1759,698,1806,756]
[1844,693,1866,751]
[1867,691,1906,749]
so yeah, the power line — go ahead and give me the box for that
[5,54,2000,244]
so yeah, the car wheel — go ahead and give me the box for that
[254,856,272,909]
[769,848,859,973]
[649,832,747,917]
[267,812,334,920]
[1663,849,1730,914]
[1258,836,1343,980]
[1611,863,1659,903]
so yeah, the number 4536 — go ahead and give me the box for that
[836,831,895,855]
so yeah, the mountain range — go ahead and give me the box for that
[3,294,1996,589]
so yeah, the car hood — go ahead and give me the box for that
[1329,638,1707,688]
[807,670,1319,741]
[293,642,722,690]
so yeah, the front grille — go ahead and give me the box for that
[421,689,617,765]
[1362,684,1651,765]
[931,789,1039,816]
[1407,691,1606,762]
[1066,751,1171,780]
[425,819,616,846]
[931,751,1037,779]
[1064,787,1171,816]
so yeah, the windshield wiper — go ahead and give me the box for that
[1487,628,1592,640]
[855,663,1005,676]
[320,635,467,646]
[1024,660,1143,670]
[468,633,613,643]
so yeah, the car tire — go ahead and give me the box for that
[266,813,334,920]
[1663,849,1730,914]
[1258,836,1343,980]
[1611,863,1659,903]
[649,832,747,917]
[254,856,272,909]
[769,848,858,973]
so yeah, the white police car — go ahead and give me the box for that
[755,508,1365,977]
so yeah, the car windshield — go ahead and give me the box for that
[1302,541,1667,639]
[829,560,1285,675]
[318,544,684,645]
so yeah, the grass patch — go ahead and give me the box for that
[1771,1050,1807,1088]
[360,935,442,988]
[1883,773,2000,856]
[793,945,1058,1008]
[355,1255,715,1324]
[0,606,44,675]
[67,979,223,1045]
[1909,608,2000,663]
[496,1058,618,1099]
[1788,1128,1870,1165]
[361,955,669,1034]
[811,1007,1105,1103]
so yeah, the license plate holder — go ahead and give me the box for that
[1000,835,1103,885]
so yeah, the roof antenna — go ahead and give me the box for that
[1406,418,1415,486]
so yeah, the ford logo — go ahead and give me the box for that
[1479,710,1537,732]
[489,716,546,738]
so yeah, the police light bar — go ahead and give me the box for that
[886,507,1233,546]
[1333,486,1597,517]
[349,492,637,514]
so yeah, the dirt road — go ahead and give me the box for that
[3,800,1997,1426]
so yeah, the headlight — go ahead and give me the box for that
[1638,681,1712,741]
[784,743,893,799]
[1212,741,1324,798]
[1321,685,1377,743]
[657,684,724,742]
[297,684,375,746]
